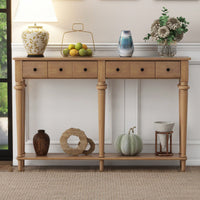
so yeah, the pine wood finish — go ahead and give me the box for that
[73,61,98,78]
[103,153,186,160]
[130,62,155,78]
[23,61,48,78]
[14,61,25,171]
[48,61,73,78]
[97,60,107,172]
[106,61,130,78]
[14,57,190,172]
[156,61,180,78]
[17,153,185,161]
[179,60,189,172]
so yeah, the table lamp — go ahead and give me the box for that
[14,0,57,57]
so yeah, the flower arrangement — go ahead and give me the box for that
[144,7,189,45]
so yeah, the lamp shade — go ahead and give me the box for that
[14,0,57,22]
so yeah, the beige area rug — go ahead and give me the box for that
[0,166,200,200]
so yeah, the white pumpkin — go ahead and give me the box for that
[114,127,143,156]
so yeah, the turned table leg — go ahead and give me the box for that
[15,81,25,171]
[179,60,189,172]
[21,80,26,167]
[97,60,107,172]
[97,82,107,172]
[179,84,189,172]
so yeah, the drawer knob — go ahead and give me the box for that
[116,68,120,72]
[59,68,63,72]
[33,68,37,72]
[140,68,144,72]
[166,68,170,72]
[84,68,87,72]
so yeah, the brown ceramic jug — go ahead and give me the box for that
[33,130,50,156]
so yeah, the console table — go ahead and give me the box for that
[14,56,190,172]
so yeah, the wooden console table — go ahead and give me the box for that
[14,56,190,172]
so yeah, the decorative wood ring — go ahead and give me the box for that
[83,138,95,155]
[60,128,88,156]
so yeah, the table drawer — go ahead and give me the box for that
[130,62,155,78]
[23,61,47,78]
[73,61,98,78]
[48,62,73,78]
[156,62,180,78]
[106,62,130,78]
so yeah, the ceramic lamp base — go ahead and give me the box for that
[22,25,49,57]
[27,54,44,57]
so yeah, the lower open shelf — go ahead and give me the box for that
[18,153,186,161]
[18,153,100,160]
[104,153,186,160]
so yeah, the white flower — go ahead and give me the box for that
[150,19,160,40]
[151,19,160,33]
[151,31,159,40]
[175,33,183,42]
[167,18,181,30]
[157,26,170,38]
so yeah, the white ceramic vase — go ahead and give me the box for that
[154,121,175,132]
[22,26,49,57]
[118,30,134,57]
[158,134,170,151]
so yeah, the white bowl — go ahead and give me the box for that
[154,121,175,132]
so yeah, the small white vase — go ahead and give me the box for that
[154,121,175,132]
[158,134,170,151]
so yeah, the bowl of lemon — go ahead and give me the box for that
[62,43,93,57]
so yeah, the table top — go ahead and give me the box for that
[13,56,191,61]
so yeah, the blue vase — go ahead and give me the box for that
[118,30,134,57]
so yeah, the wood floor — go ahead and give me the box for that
[0,161,12,172]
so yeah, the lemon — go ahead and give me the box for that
[68,44,75,50]
[82,44,88,50]
[75,43,82,50]
[75,49,79,56]
[70,49,79,56]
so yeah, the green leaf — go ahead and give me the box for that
[143,33,151,41]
